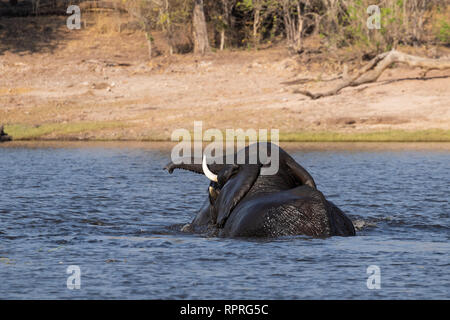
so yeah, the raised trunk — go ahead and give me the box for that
[193,0,210,55]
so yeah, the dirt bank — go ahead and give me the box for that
[1,16,449,141]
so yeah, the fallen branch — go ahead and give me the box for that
[281,74,343,86]
[294,50,450,99]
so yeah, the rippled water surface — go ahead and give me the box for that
[0,142,448,299]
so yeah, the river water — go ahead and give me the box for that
[0,142,448,299]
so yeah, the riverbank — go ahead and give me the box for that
[2,141,450,152]
[1,16,449,143]
[3,125,450,142]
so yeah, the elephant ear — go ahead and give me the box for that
[285,157,317,189]
[215,164,260,228]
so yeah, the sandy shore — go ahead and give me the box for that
[2,141,450,152]
[1,16,449,141]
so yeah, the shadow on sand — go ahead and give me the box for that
[0,3,77,56]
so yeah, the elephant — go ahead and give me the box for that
[164,143,355,238]
[0,125,12,142]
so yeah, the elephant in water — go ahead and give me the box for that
[165,143,355,238]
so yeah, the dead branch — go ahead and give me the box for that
[281,75,343,86]
[294,50,450,99]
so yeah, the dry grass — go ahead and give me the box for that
[4,122,449,142]
[5,122,129,140]
[0,14,449,144]
[279,129,450,142]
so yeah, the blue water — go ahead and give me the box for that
[0,143,448,299]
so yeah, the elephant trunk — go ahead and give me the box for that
[164,158,224,175]
[164,162,204,174]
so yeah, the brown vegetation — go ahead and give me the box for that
[1,0,449,56]
[0,13,449,141]
[0,2,449,141]
[295,49,450,99]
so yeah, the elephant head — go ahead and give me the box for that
[165,143,328,234]
[165,143,355,237]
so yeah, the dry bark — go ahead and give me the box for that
[192,0,210,55]
[295,50,450,99]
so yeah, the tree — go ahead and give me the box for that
[125,0,158,59]
[125,0,192,58]
[218,0,235,50]
[193,0,211,54]
[282,0,305,53]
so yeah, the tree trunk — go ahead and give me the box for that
[283,0,303,53]
[220,30,225,51]
[253,1,261,46]
[295,2,303,51]
[145,32,152,59]
[193,0,210,55]
[162,0,174,55]
[219,0,233,51]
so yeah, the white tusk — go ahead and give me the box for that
[202,155,218,182]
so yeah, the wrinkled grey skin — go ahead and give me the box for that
[165,143,355,238]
